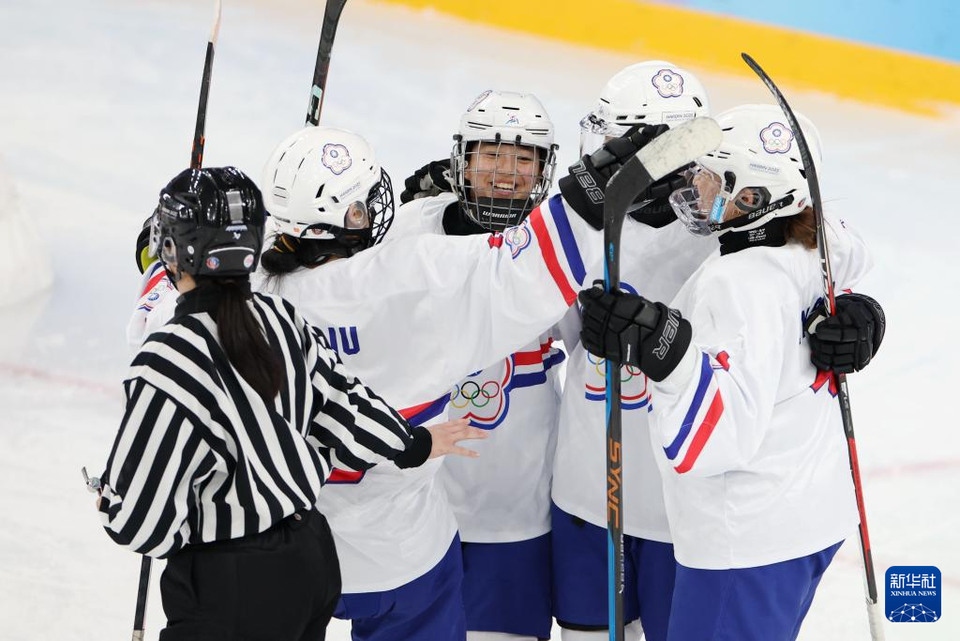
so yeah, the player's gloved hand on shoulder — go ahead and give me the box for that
[399,159,452,204]
[806,293,886,374]
[135,212,158,274]
[578,282,692,382]
[559,124,670,230]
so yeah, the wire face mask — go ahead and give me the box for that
[451,139,556,231]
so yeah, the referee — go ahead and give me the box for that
[96,167,485,640]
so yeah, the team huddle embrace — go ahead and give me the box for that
[95,57,886,641]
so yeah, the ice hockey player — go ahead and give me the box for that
[578,104,886,640]
[393,90,563,641]
[550,60,715,641]
[98,166,484,639]
[128,123,680,640]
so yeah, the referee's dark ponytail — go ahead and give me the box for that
[211,278,284,403]
[155,166,283,402]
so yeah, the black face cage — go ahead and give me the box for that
[368,167,395,246]
[450,136,557,232]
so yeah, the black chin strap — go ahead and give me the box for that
[719,217,788,255]
[443,201,489,236]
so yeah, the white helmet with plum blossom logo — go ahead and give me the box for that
[261,126,394,249]
[580,60,710,155]
[669,104,823,236]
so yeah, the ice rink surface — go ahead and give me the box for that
[1,0,958,638]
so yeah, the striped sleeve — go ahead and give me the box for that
[304,325,426,472]
[525,194,589,305]
[650,305,783,477]
[98,378,213,558]
[656,350,728,475]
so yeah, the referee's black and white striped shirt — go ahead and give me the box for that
[98,288,430,558]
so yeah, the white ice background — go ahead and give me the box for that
[1,0,958,639]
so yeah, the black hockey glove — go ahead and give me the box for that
[135,212,157,274]
[806,293,886,374]
[399,159,452,204]
[559,124,669,230]
[578,282,692,382]
[627,167,690,228]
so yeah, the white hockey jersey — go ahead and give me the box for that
[389,193,564,543]
[551,220,717,541]
[128,194,605,591]
[648,216,869,569]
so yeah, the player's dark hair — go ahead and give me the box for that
[205,277,284,402]
[785,206,817,250]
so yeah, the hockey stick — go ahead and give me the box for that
[131,4,223,640]
[602,118,722,641]
[741,52,884,641]
[306,0,348,126]
[190,0,222,169]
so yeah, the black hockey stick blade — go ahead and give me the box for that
[742,52,885,641]
[190,0,222,169]
[603,117,722,290]
[306,0,348,126]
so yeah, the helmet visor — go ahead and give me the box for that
[578,112,632,156]
[669,166,725,236]
[669,166,775,236]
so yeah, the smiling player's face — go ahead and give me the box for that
[465,142,539,200]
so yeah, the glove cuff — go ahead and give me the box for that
[654,343,700,392]
[642,305,693,382]
[840,292,886,354]
[559,161,604,230]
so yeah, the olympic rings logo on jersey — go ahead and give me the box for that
[449,358,513,429]
[580,280,650,410]
[584,352,650,410]
[503,225,531,259]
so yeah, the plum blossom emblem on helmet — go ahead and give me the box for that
[651,69,684,98]
[760,122,794,154]
[321,143,352,175]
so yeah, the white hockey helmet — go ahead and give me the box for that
[580,60,710,155]
[261,126,394,253]
[669,103,823,236]
[451,90,558,231]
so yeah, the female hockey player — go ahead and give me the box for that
[551,60,715,641]
[392,90,563,641]
[98,166,485,640]
[577,104,886,640]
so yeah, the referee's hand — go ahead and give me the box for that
[426,419,489,459]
